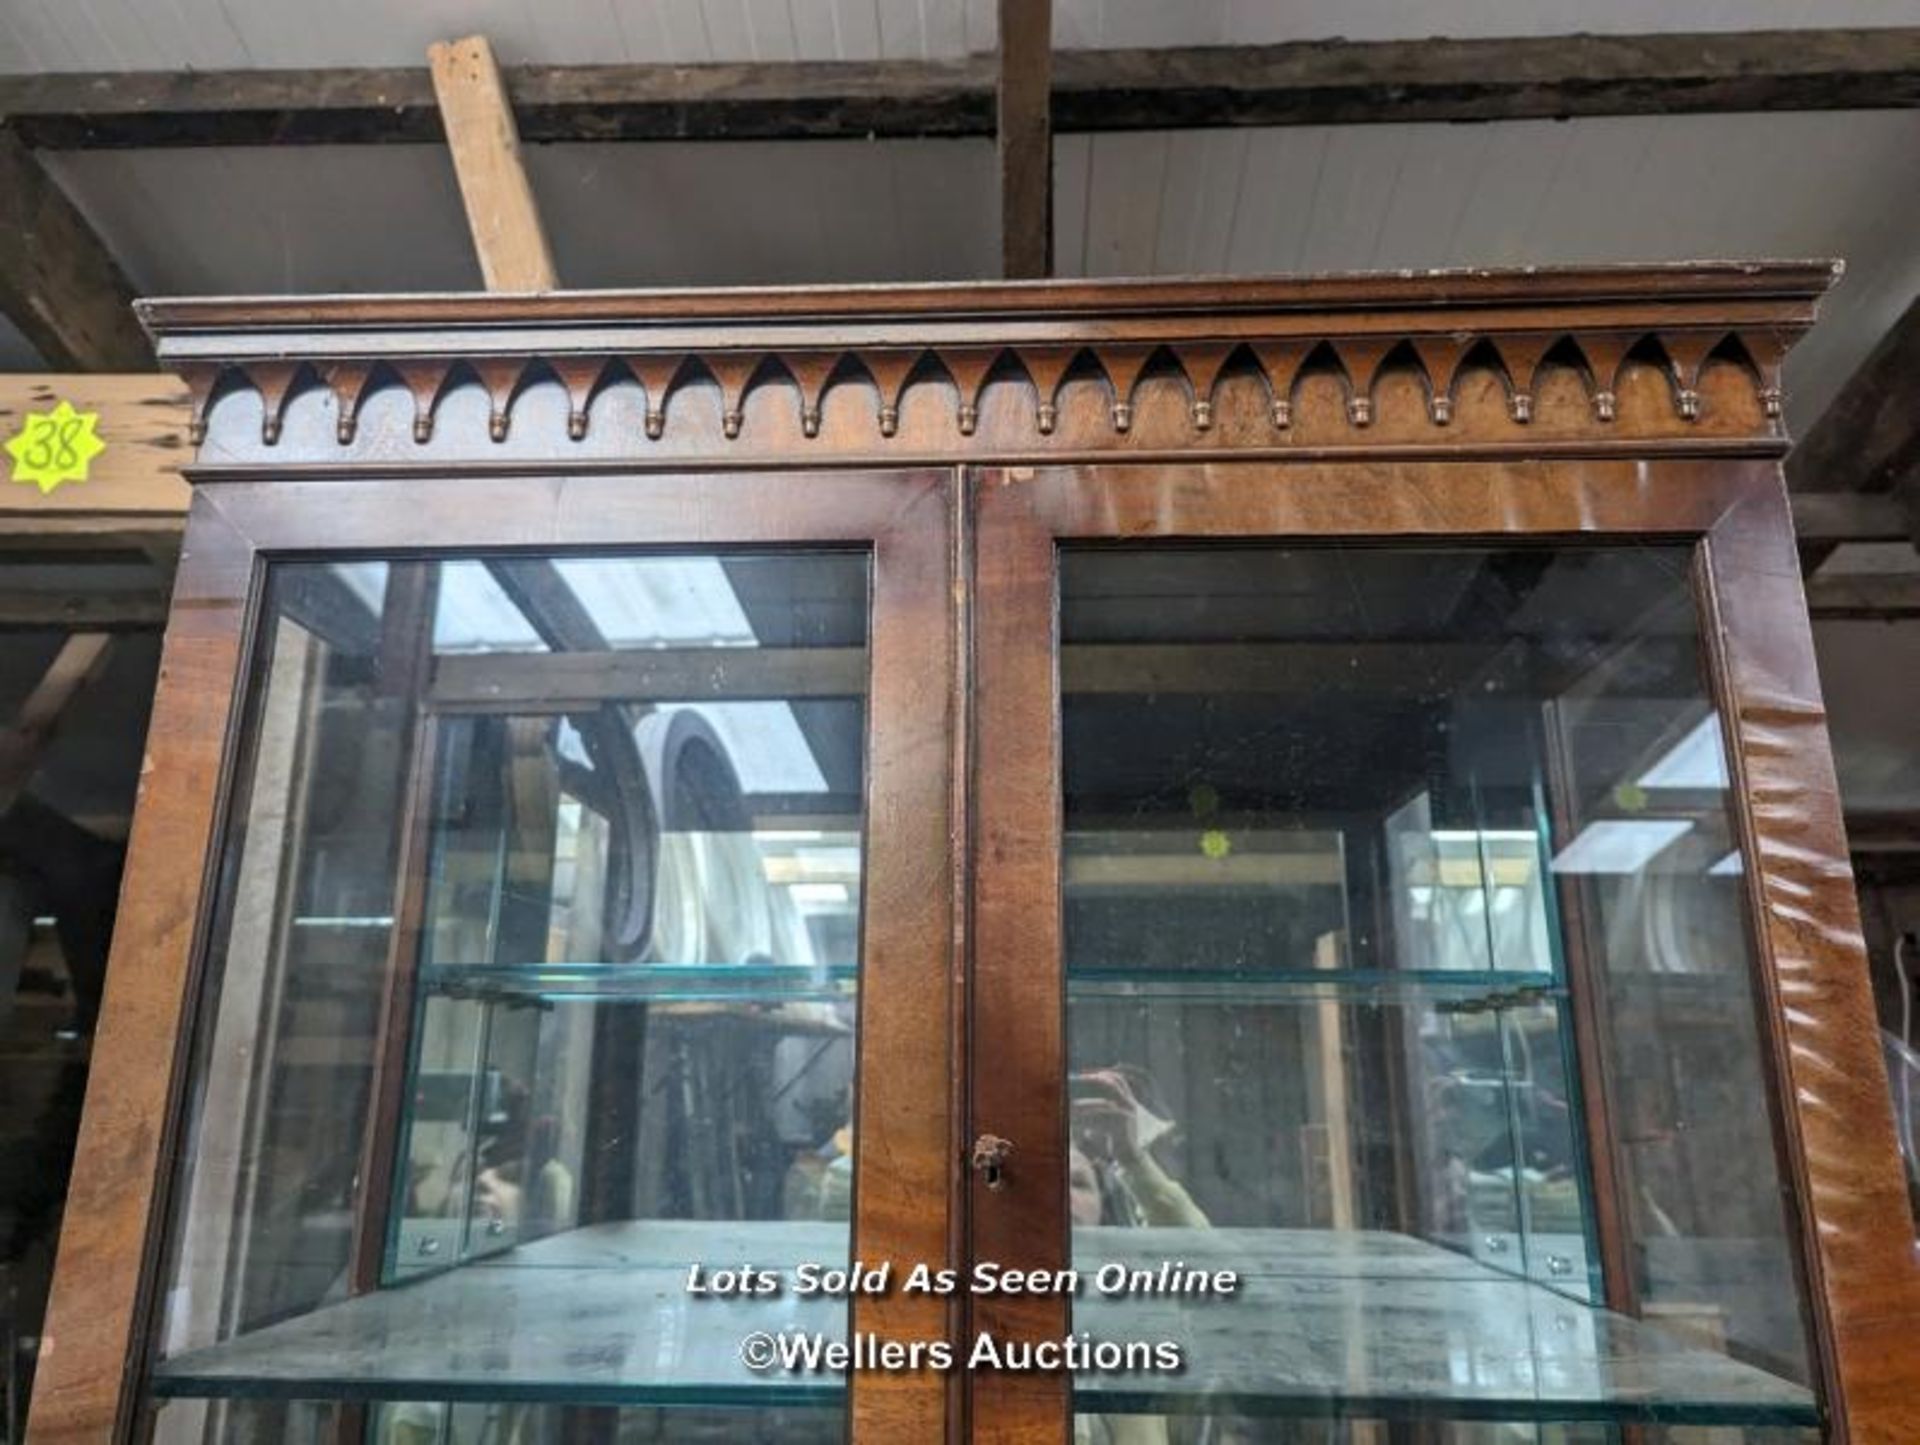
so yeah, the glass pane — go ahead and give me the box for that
[1059,546,1817,1435]
[150,1398,846,1445]
[147,553,866,1439]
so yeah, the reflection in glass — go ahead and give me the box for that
[1059,546,1816,1436]
[148,553,866,1441]
[152,1398,845,1445]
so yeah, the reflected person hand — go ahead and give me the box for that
[1071,1068,1158,1165]
[474,1166,523,1230]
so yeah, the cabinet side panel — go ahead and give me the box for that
[1701,464,1920,1445]
[27,492,256,1444]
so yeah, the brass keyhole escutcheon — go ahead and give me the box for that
[971,1133,1014,1191]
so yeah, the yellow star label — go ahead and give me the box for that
[7,400,106,495]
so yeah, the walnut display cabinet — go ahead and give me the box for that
[28,267,1920,1445]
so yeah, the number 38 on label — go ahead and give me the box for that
[6,400,106,494]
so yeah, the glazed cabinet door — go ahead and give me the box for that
[967,461,1856,1445]
[40,471,959,1445]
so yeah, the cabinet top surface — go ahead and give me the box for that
[140,260,1839,339]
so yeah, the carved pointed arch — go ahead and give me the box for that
[318,360,379,444]
[936,347,1001,436]
[1487,334,1557,423]
[1660,330,1733,422]
[1013,345,1083,435]
[470,357,542,443]
[701,352,782,440]
[176,362,230,446]
[1733,328,1791,420]
[1171,342,1239,431]
[1287,340,1354,428]
[780,352,838,439]
[1249,339,1314,429]
[1408,335,1474,425]
[393,359,463,443]
[549,356,621,441]
[860,349,927,437]
[1574,331,1640,422]
[243,360,311,446]
[1092,344,1157,433]
[625,353,693,441]
[1329,337,1396,427]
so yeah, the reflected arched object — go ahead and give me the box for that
[634,708,791,968]
[565,706,658,963]
[650,711,752,836]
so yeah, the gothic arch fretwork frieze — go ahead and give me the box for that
[139,267,1826,463]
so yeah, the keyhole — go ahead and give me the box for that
[972,1133,1014,1191]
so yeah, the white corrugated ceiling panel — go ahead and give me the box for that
[42,137,998,294]
[0,0,998,70]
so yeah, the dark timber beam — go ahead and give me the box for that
[1805,572,1920,620]
[1789,493,1912,546]
[0,129,149,370]
[997,0,1051,279]
[6,29,1920,148]
[1786,293,1920,571]
[1788,294,1920,499]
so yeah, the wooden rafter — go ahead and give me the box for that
[1788,492,1913,546]
[1805,572,1920,620]
[1788,296,1920,497]
[997,0,1052,280]
[428,35,558,292]
[0,631,113,812]
[0,129,149,371]
[5,29,1920,148]
[0,593,166,628]
[1786,294,1920,569]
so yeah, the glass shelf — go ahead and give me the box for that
[417,963,1560,1008]
[1065,968,1559,1004]
[150,1221,1817,1428]
[418,962,858,1005]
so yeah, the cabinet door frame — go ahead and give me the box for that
[31,468,963,1445]
[967,457,1914,1444]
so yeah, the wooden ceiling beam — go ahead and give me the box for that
[0,129,150,370]
[6,28,1920,148]
[1788,294,1920,500]
[1789,492,1912,546]
[997,0,1051,280]
[1805,572,1920,620]
[1786,294,1920,572]
[0,632,113,813]
[428,35,557,292]
[0,593,167,629]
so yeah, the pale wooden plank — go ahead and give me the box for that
[428,33,559,291]
[0,374,190,520]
